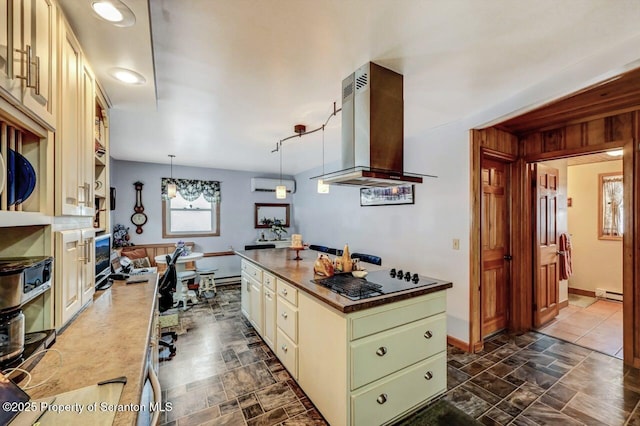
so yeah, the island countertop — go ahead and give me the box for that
[235,248,452,313]
[26,274,158,426]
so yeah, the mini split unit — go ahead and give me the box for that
[250,177,296,194]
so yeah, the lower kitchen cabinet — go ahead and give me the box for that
[55,228,94,328]
[239,259,447,426]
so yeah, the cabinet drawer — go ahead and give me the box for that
[350,314,446,389]
[276,328,298,379]
[350,291,445,340]
[277,279,298,306]
[351,352,446,426]
[277,298,298,343]
[263,271,276,291]
[241,260,262,282]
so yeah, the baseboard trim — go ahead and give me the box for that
[447,335,471,352]
[568,287,596,298]
[559,299,569,309]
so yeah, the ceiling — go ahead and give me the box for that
[58,0,640,175]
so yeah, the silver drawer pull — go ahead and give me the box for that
[424,371,433,380]
[281,344,288,353]
[282,289,288,296]
[376,394,388,405]
[281,312,288,319]
[375,347,387,357]
[424,330,433,339]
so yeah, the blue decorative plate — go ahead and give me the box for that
[7,149,36,206]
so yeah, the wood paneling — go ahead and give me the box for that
[626,112,638,367]
[498,67,640,134]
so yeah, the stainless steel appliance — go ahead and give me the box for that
[0,256,53,363]
[313,62,435,187]
[312,269,447,301]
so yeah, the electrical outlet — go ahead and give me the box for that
[452,239,460,250]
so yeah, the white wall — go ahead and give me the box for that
[567,160,623,294]
[540,159,569,303]
[110,159,295,277]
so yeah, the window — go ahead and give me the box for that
[598,173,623,240]
[162,178,220,237]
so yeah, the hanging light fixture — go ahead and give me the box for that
[276,143,287,199]
[167,154,177,198]
[317,125,330,194]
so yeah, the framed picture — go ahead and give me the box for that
[360,184,415,206]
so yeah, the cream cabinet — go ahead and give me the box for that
[56,20,94,217]
[276,278,298,379]
[298,289,447,426]
[240,274,251,319]
[262,272,276,350]
[249,278,263,334]
[55,227,94,328]
[0,0,56,129]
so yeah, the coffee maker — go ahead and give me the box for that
[0,257,54,364]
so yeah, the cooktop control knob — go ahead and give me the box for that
[389,268,396,278]
[404,272,411,281]
[412,273,420,283]
[396,270,403,279]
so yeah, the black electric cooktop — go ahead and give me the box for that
[312,269,439,301]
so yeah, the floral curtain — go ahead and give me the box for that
[602,175,623,237]
[161,178,221,203]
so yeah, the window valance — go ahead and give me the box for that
[161,178,221,203]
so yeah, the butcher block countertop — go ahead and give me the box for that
[26,274,158,426]
[235,248,452,313]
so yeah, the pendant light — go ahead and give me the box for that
[167,154,177,198]
[317,125,330,194]
[276,142,287,199]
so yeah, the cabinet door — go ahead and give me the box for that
[80,64,95,217]
[20,0,56,127]
[263,287,276,349]
[240,274,251,319]
[57,27,82,215]
[55,229,82,328]
[0,0,22,100]
[80,228,95,305]
[250,280,263,334]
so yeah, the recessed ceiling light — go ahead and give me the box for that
[109,67,146,84]
[91,0,136,27]
[607,149,623,157]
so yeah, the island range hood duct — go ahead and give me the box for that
[314,62,434,187]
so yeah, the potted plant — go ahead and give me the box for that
[260,217,288,241]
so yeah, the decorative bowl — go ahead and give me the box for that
[352,270,368,278]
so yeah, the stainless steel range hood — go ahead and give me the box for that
[313,62,435,187]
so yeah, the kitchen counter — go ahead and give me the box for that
[235,248,452,313]
[26,274,158,426]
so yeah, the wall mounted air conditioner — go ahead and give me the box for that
[250,178,296,193]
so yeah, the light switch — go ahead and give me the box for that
[452,239,460,250]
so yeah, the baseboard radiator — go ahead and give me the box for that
[596,288,623,302]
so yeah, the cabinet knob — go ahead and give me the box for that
[281,344,288,353]
[281,312,288,319]
[424,330,433,339]
[424,371,433,380]
[375,347,387,357]
[282,289,288,296]
[376,393,388,405]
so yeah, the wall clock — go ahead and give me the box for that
[131,181,148,234]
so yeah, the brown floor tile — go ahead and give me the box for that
[175,405,221,426]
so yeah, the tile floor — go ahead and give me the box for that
[159,285,640,425]
[537,299,623,358]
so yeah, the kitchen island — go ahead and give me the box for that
[236,248,452,426]
[24,274,160,426]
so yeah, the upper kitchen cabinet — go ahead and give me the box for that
[93,89,110,233]
[55,18,95,217]
[0,0,57,130]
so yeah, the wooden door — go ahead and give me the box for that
[481,158,510,337]
[533,164,560,327]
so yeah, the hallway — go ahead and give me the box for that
[537,299,623,359]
